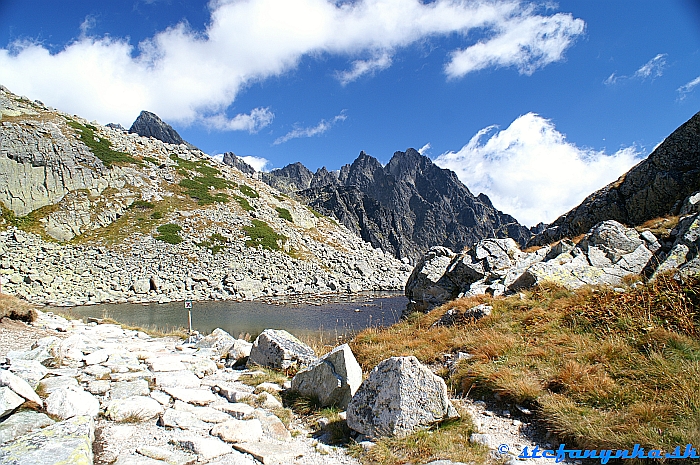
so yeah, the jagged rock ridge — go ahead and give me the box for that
[530,110,700,246]
[129,110,195,148]
[263,149,532,261]
[221,152,255,175]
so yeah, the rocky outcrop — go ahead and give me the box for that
[128,111,192,148]
[406,219,666,313]
[346,356,459,438]
[221,152,255,176]
[267,149,532,261]
[0,85,411,303]
[291,344,362,409]
[530,111,700,246]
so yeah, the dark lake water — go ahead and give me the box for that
[67,293,407,341]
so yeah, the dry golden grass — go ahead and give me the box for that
[636,215,680,241]
[351,274,700,458]
[0,294,37,322]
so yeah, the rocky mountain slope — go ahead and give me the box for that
[530,110,700,246]
[261,149,532,262]
[0,86,410,306]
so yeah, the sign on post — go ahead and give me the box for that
[184,300,193,335]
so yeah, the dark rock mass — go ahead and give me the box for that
[128,111,194,148]
[221,152,255,175]
[264,148,531,261]
[530,111,700,246]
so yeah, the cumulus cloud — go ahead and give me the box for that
[201,107,274,132]
[274,111,347,145]
[0,0,584,127]
[634,53,667,79]
[434,113,641,226]
[445,11,584,78]
[418,142,431,155]
[336,50,393,85]
[240,156,270,171]
[678,75,700,100]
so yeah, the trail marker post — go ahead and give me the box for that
[184,300,193,335]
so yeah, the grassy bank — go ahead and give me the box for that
[350,274,700,463]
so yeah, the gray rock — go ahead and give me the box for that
[154,370,201,389]
[0,387,24,419]
[171,435,233,461]
[211,419,264,443]
[133,279,151,294]
[45,387,100,420]
[7,360,47,389]
[226,340,253,365]
[250,410,291,441]
[146,357,187,372]
[653,213,700,278]
[248,329,317,370]
[0,370,42,406]
[291,344,362,409]
[680,191,700,215]
[37,375,79,395]
[0,410,54,445]
[347,356,459,438]
[136,445,195,465]
[404,246,457,313]
[159,408,209,430]
[87,380,111,395]
[231,441,303,465]
[195,328,236,357]
[0,415,94,465]
[162,387,218,406]
[110,379,150,399]
[106,396,164,422]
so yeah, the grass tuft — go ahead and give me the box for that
[242,219,287,251]
[155,223,183,244]
[0,294,38,322]
[276,207,293,222]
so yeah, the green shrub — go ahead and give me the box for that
[239,185,259,198]
[169,154,236,205]
[129,200,155,210]
[68,121,139,167]
[155,223,183,244]
[243,220,286,251]
[307,206,323,218]
[150,211,163,219]
[142,156,160,166]
[276,207,293,222]
[233,194,254,212]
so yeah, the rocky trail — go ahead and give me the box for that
[0,309,581,465]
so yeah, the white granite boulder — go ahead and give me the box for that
[347,356,459,438]
[45,387,100,420]
[291,344,362,409]
[247,329,317,370]
[0,369,42,407]
[106,396,164,422]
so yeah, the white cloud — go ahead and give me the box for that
[274,111,347,145]
[603,72,618,86]
[201,107,274,132]
[240,156,270,172]
[434,113,641,226]
[336,50,392,85]
[678,75,700,100]
[418,142,431,155]
[633,53,667,79]
[445,11,584,78]
[0,0,584,127]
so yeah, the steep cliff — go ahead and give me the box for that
[530,111,700,245]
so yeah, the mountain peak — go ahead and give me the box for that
[129,110,192,147]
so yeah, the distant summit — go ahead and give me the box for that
[263,148,532,261]
[129,111,195,148]
[530,110,700,246]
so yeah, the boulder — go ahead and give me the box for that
[159,408,209,430]
[0,415,94,465]
[154,370,201,389]
[653,212,700,278]
[0,369,42,406]
[226,340,253,366]
[247,329,317,370]
[106,396,164,422]
[211,419,264,443]
[172,435,233,461]
[347,356,459,438]
[0,387,24,419]
[404,246,457,313]
[110,379,150,399]
[8,360,47,389]
[291,344,362,409]
[195,328,236,357]
[45,387,100,420]
[37,376,79,395]
[162,387,218,406]
[0,410,54,445]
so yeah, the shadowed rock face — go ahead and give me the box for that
[221,152,255,175]
[129,111,191,147]
[264,149,532,261]
[530,111,700,246]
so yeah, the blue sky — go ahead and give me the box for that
[1,0,699,226]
